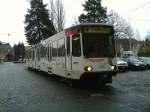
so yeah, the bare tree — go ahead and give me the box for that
[107,10,135,51]
[49,0,55,22]
[49,0,66,32]
[72,17,80,26]
[107,10,134,39]
[135,30,141,41]
[145,32,150,41]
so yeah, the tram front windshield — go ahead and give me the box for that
[82,33,115,58]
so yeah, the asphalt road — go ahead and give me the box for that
[0,62,150,112]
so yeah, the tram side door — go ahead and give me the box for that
[57,38,66,75]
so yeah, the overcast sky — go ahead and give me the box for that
[0,0,150,46]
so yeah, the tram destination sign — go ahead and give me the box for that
[83,27,111,33]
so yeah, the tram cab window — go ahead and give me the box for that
[82,33,115,58]
[72,34,81,57]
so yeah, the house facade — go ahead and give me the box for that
[0,42,12,61]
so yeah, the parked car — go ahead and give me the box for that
[127,57,147,70]
[116,57,128,71]
[139,57,150,69]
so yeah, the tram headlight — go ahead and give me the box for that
[84,66,93,72]
[111,65,117,70]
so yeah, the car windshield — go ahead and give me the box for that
[117,58,123,61]
[82,33,115,58]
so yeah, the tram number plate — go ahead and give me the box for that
[99,65,105,68]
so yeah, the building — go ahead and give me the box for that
[116,38,142,56]
[0,41,12,61]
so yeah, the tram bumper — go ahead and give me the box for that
[82,71,116,76]
[80,71,117,83]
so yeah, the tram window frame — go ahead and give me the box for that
[72,34,81,57]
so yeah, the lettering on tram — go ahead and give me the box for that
[83,27,111,33]
[26,23,117,85]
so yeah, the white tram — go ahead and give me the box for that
[26,23,117,84]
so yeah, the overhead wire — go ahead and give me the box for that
[122,1,150,22]
[125,1,150,13]
[130,18,150,22]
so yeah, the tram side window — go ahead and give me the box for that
[37,48,40,61]
[72,34,81,57]
[47,45,49,61]
[58,38,65,57]
[47,44,52,61]
[66,36,70,56]
[40,45,47,58]
[52,41,58,57]
[32,50,34,60]
[49,43,52,61]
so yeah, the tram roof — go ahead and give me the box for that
[35,23,113,45]
[65,23,113,31]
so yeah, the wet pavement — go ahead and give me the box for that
[0,62,150,112]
